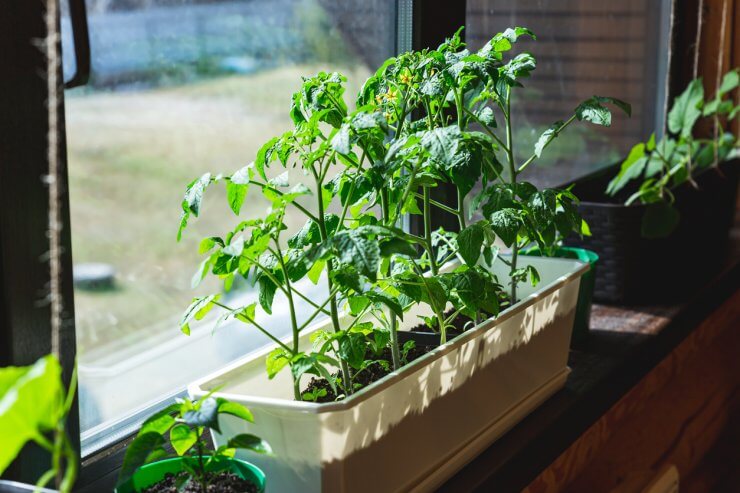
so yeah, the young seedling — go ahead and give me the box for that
[118,394,270,492]
[607,68,739,237]
[0,355,77,493]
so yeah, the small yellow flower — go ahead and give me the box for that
[383,111,393,120]
[375,94,383,104]
[400,72,412,85]
[384,88,398,102]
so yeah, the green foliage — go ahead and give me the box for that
[176,25,625,402]
[0,356,77,493]
[118,395,269,490]
[607,69,739,237]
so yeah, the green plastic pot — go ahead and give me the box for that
[115,457,266,493]
[521,246,598,343]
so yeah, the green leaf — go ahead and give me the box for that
[170,424,197,456]
[307,259,325,284]
[198,237,223,255]
[266,348,290,379]
[118,432,166,487]
[0,356,65,475]
[718,69,739,97]
[138,403,180,436]
[667,79,704,137]
[255,137,279,180]
[226,181,247,216]
[529,189,557,224]
[476,106,496,127]
[501,53,536,82]
[217,399,254,423]
[458,222,485,266]
[331,230,380,281]
[534,121,563,158]
[606,142,647,195]
[365,290,404,319]
[490,27,535,53]
[180,294,220,335]
[331,124,351,155]
[332,265,363,292]
[178,173,213,241]
[257,275,277,314]
[646,132,656,151]
[489,208,521,247]
[575,96,631,127]
[338,332,367,369]
[420,126,462,170]
[227,434,271,455]
[641,202,680,238]
[288,214,339,248]
[183,397,221,433]
[348,295,370,315]
[379,237,417,257]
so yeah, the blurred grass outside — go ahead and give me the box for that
[67,64,372,357]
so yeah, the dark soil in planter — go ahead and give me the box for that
[407,310,476,336]
[301,343,435,403]
[141,471,257,493]
[300,311,482,403]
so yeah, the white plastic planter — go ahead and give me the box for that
[189,256,586,493]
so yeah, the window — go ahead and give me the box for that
[466,0,673,186]
[61,0,401,456]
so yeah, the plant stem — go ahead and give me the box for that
[422,186,438,276]
[380,183,402,371]
[274,232,310,401]
[393,162,420,224]
[274,239,299,354]
[505,89,518,304]
[411,192,459,216]
[456,188,467,230]
[412,261,447,344]
[517,115,576,174]
[213,301,292,352]
[297,287,339,332]
[248,180,319,223]
[196,433,207,491]
[389,313,401,371]
[292,288,332,317]
[316,176,354,396]
[461,105,510,152]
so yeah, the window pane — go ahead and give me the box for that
[62,0,398,455]
[466,0,672,186]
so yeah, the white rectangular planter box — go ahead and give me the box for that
[189,256,586,492]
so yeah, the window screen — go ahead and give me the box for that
[466,0,672,185]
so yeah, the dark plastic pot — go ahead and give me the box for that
[521,247,598,343]
[0,481,56,493]
[114,457,265,493]
[564,161,738,304]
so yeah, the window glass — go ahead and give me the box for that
[466,0,672,186]
[62,0,398,455]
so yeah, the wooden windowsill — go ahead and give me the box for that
[439,234,740,492]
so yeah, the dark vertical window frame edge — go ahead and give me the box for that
[0,0,80,485]
[670,0,700,112]
[408,0,468,237]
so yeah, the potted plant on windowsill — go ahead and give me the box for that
[565,69,739,304]
[178,27,628,492]
[0,356,77,493]
[521,245,598,343]
[115,395,268,493]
